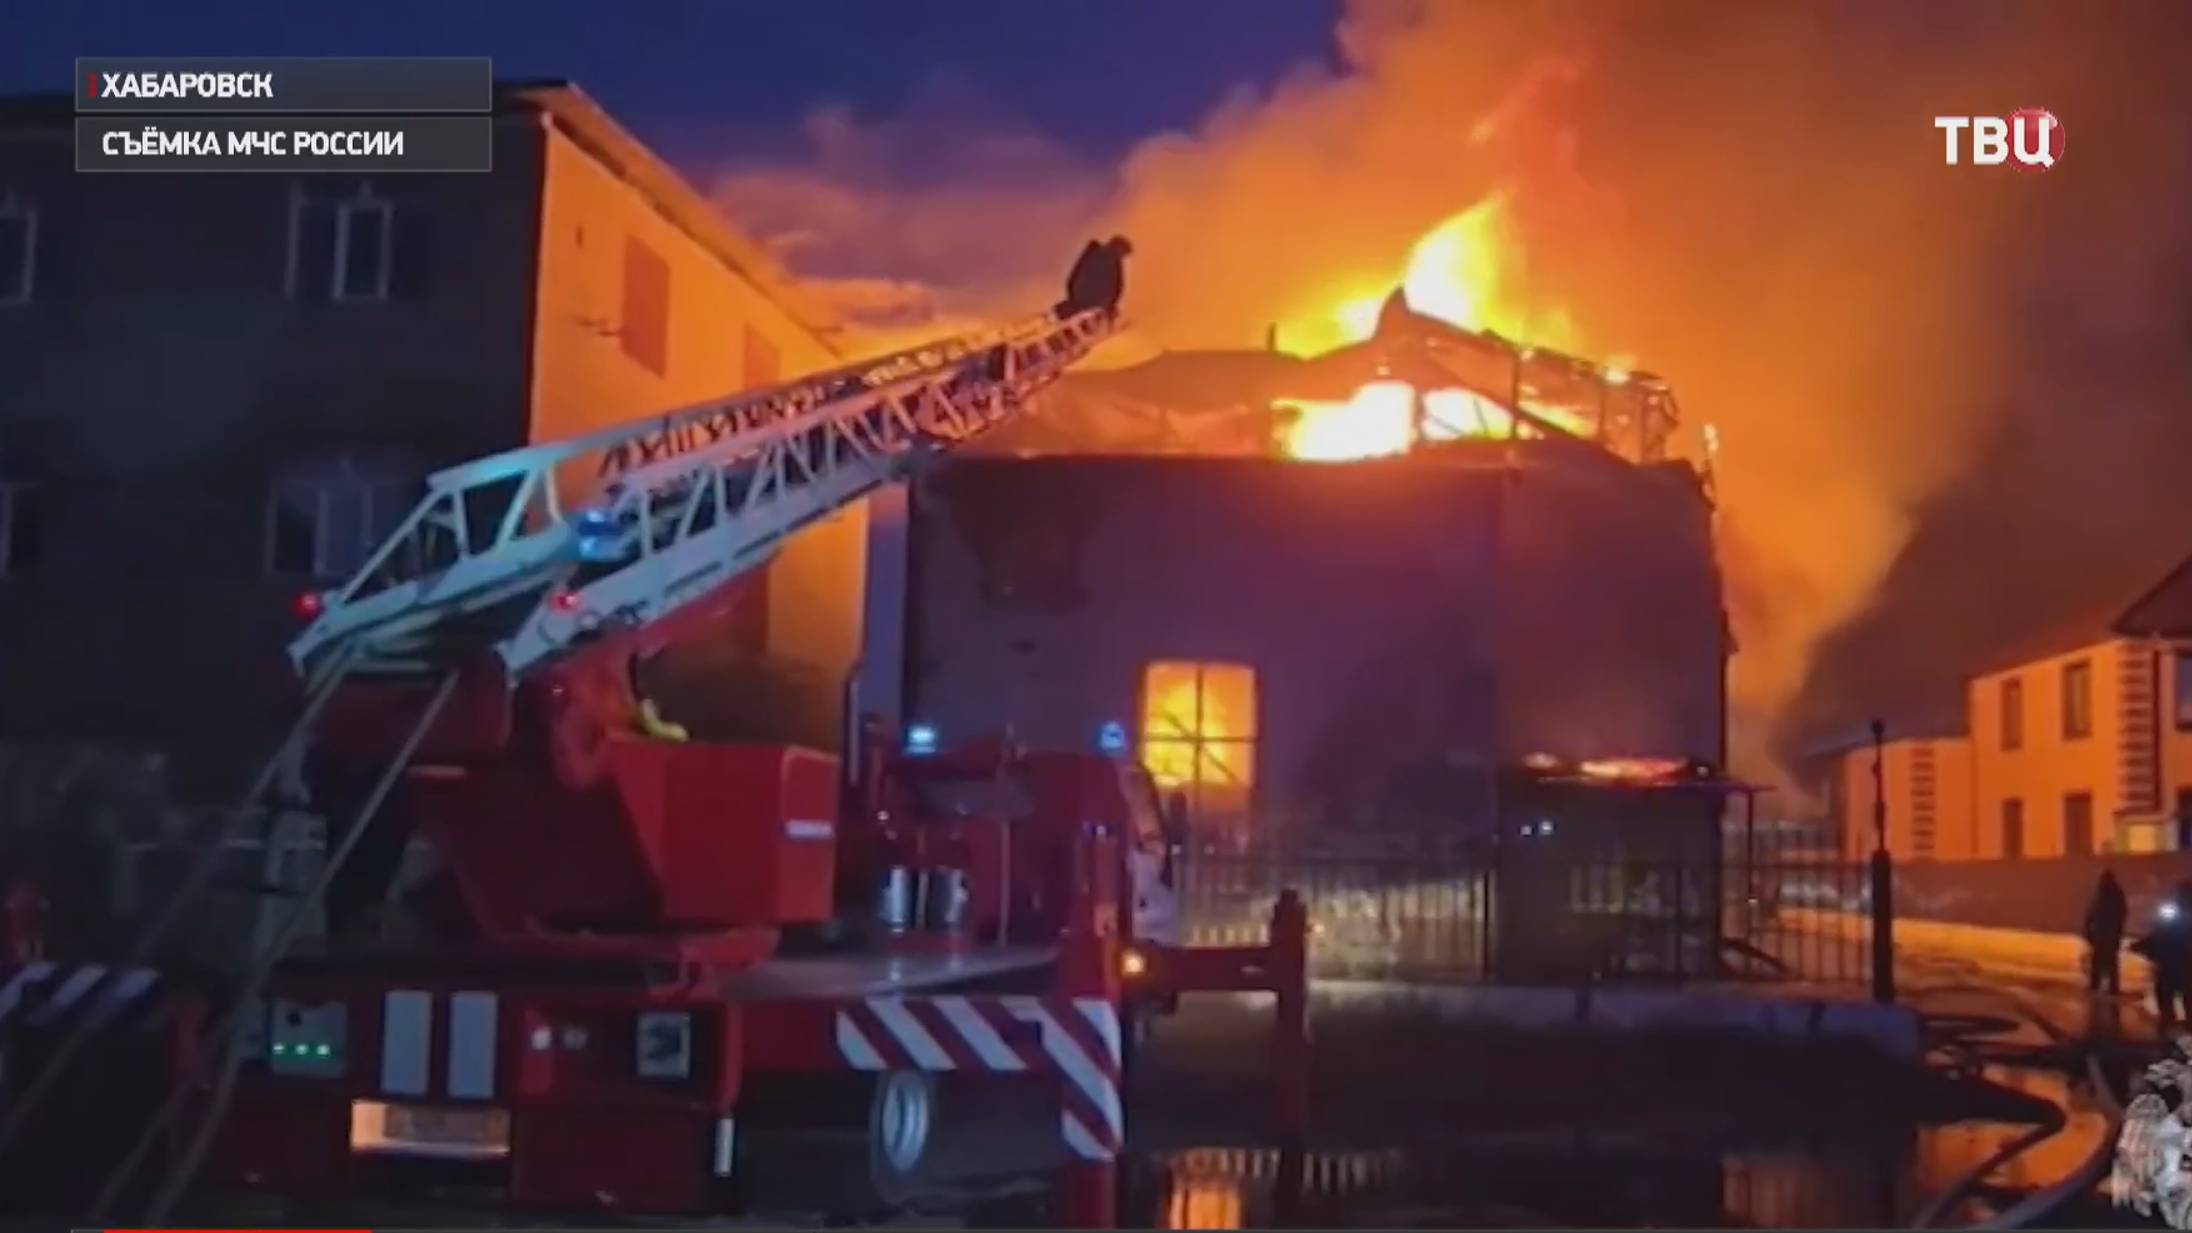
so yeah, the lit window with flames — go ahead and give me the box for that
[1140,661,1257,824]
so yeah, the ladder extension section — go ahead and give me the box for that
[289,310,1113,679]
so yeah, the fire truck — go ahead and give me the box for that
[0,308,1306,1226]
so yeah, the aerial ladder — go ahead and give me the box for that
[4,307,1212,1221]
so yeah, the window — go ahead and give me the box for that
[333,193,394,302]
[2000,677,2023,751]
[0,191,34,305]
[2063,791,2094,856]
[1140,661,1257,829]
[287,181,399,303]
[266,464,415,579]
[0,480,42,575]
[620,236,670,375]
[2063,659,2093,740]
[743,325,779,387]
[2001,798,2025,859]
[2176,652,2192,731]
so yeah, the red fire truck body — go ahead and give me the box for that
[212,725,1175,1214]
[0,312,1302,1226]
[155,311,1299,1221]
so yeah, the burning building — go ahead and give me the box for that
[886,294,1728,848]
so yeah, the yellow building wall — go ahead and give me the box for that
[1969,639,2125,857]
[1838,737,1974,862]
[528,122,867,716]
[2158,643,2192,818]
[1929,737,1977,860]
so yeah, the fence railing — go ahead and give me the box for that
[1181,854,1491,983]
[1179,850,1877,989]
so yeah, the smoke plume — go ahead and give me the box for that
[711,0,2192,786]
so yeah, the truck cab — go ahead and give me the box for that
[849,738,1185,954]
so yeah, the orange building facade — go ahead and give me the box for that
[1835,622,2192,862]
[1836,735,1975,862]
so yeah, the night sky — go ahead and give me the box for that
[0,1,1342,163]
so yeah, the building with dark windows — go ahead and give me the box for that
[0,83,865,805]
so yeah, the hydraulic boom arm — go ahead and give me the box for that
[288,309,1113,684]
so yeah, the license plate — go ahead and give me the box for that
[354,1100,510,1159]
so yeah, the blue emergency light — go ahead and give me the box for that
[905,724,939,755]
[574,508,622,562]
[1097,721,1128,754]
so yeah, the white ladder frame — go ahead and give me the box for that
[289,310,1113,680]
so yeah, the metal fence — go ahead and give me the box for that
[1181,854,1491,983]
[1179,850,1877,988]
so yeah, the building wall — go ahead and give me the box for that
[907,451,1724,839]
[528,117,863,719]
[2116,638,2192,846]
[0,95,866,799]
[2165,643,2192,828]
[1968,639,2127,858]
[1492,451,1727,765]
[0,115,545,798]
[1835,737,1974,862]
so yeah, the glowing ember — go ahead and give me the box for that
[1576,757,1690,782]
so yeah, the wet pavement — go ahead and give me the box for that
[1108,990,2099,1229]
[1107,946,2149,1230]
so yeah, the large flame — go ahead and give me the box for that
[1277,379,1417,461]
[1280,193,1579,360]
[1271,193,1598,461]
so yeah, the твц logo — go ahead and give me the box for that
[1934,108,2063,169]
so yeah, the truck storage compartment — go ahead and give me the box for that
[407,740,838,935]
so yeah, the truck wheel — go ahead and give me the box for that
[868,1069,936,1189]
[731,1069,937,1216]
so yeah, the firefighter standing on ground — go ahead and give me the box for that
[2085,869,2129,994]
[2132,879,2192,1030]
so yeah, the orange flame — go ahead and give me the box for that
[1140,662,1256,802]
[1576,757,1692,782]
[1270,193,1611,461]
[1279,193,1580,360]
[1276,379,1416,461]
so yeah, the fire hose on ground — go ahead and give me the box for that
[1907,988,2127,1230]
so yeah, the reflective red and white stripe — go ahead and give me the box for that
[0,962,165,1034]
[834,994,1123,1159]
